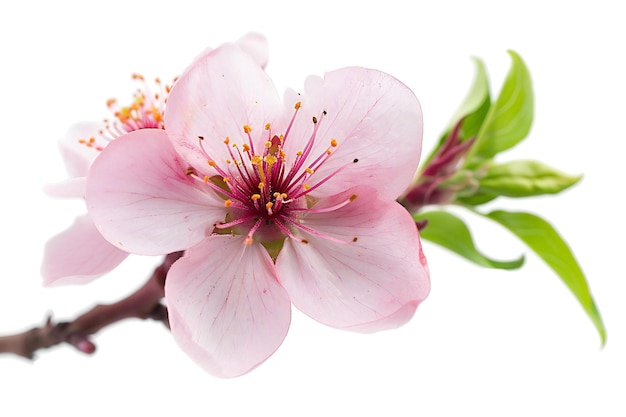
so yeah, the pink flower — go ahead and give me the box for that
[86,43,430,377]
[41,33,269,286]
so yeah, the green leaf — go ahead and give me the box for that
[479,160,583,197]
[446,57,492,141]
[414,210,524,270]
[465,50,534,168]
[456,191,498,206]
[482,210,606,345]
[421,57,491,169]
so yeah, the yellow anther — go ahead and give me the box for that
[226,159,232,164]
[297,151,303,156]
[131,73,145,81]
[208,160,216,167]
[251,155,262,165]
[330,139,338,147]
[265,155,277,165]
[224,137,230,144]
[203,175,210,182]
[273,192,281,198]
[258,182,265,190]
[243,125,252,133]
[152,106,163,123]
[265,202,274,210]
[245,236,253,245]
[251,194,261,201]
[294,101,301,110]
[265,141,272,148]
[303,184,311,190]
[224,199,233,207]
[305,167,314,174]
[326,150,332,155]
[242,144,250,152]
[106,98,116,107]
[350,194,358,202]
[281,193,288,199]
[265,123,271,130]
[223,177,231,182]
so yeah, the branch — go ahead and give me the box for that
[0,251,183,360]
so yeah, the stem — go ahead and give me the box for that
[0,251,183,360]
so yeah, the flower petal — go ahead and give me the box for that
[276,186,430,332]
[57,121,103,178]
[235,32,269,69]
[43,177,86,198]
[86,128,226,255]
[166,44,283,175]
[41,214,128,286]
[166,235,291,378]
[282,67,423,200]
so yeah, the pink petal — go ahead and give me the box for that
[41,214,128,286]
[276,186,430,332]
[282,67,423,201]
[58,121,103,178]
[165,235,291,378]
[165,44,284,176]
[86,129,226,255]
[43,177,86,198]
[235,32,270,69]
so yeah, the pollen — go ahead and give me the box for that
[203,175,209,182]
[294,101,301,110]
[224,137,230,144]
[305,167,314,174]
[242,143,251,152]
[265,123,271,130]
[208,160,216,167]
[265,202,274,210]
[303,184,311,190]
[251,194,261,201]
[223,177,231,183]
[258,182,265,190]
[224,199,233,207]
[330,139,338,147]
[243,125,252,133]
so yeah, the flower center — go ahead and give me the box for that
[189,101,359,247]
[77,73,172,151]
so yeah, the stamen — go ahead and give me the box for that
[291,194,357,213]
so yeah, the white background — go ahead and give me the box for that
[1,1,624,415]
